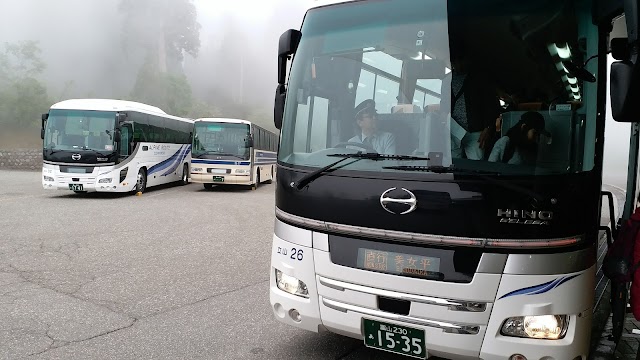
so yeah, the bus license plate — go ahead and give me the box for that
[363,319,426,359]
[213,176,224,182]
[68,184,83,191]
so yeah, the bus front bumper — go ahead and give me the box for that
[190,173,252,185]
[270,231,592,360]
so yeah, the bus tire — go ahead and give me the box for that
[266,166,274,184]
[253,172,260,190]
[136,168,147,194]
[181,164,189,185]
[204,183,213,190]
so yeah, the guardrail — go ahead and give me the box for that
[0,149,42,170]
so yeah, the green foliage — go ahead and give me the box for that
[130,60,194,117]
[119,0,201,71]
[0,41,50,131]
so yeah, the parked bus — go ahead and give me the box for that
[269,0,639,359]
[41,99,193,194]
[190,118,278,189]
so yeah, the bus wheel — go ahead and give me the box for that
[181,164,189,185]
[253,172,260,190]
[266,166,274,184]
[204,183,213,190]
[136,168,147,194]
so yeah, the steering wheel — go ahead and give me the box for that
[333,142,377,153]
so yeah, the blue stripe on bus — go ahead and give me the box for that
[161,145,191,176]
[255,152,277,159]
[148,146,184,175]
[498,274,579,300]
[192,159,251,166]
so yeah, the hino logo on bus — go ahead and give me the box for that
[71,154,81,161]
[497,209,553,225]
[380,188,417,215]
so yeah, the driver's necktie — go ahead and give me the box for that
[363,136,373,149]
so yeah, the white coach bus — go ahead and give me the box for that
[41,99,193,194]
[190,118,278,189]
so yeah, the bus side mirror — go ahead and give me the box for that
[114,129,122,143]
[278,29,301,85]
[611,38,640,122]
[245,136,254,148]
[274,84,286,130]
[41,113,48,139]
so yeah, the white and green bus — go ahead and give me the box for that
[190,118,278,189]
[41,99,193,194]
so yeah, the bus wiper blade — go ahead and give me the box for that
[292,153,365,190]
[293,153,431,190]
[384,166,546,204]
[82,147,112,157]
[328,153,430,161]
[382,165,498,175]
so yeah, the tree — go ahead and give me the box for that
[119,0,201,74]
[130,60,194,117]
[0,41,50,131]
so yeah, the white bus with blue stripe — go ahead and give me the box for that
[41,99,194,194]
[190,118,278,189]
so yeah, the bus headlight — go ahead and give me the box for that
[501,315,568,340]
[192,167,203,172]
[43,176,54,182]
[120,167,128,183]
[235,169,249,174]
[99,178,113,184]
[275,269,309,298]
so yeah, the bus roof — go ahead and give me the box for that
[50,99,167,115]
[195,118,252,125]
[309,0,356,10]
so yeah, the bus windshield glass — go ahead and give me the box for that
[192,122,251,160]
[44,110,117,152]
[279,0,599,176]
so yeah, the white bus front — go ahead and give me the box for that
[42,109,125,193]
[190,119,253,188]
[268,0,616,359]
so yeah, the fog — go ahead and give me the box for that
[0,0,312,144]
[0,0,631,191]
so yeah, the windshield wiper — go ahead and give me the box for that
[82,147,112,157]
[194,151,245,160]
[292,153,430,190]
[382,165,498,175]
[383,165,546,204]
[328,153,431,161]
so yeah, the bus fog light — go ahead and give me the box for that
[235,169,249,174]
[509,355,527,360]
[501,315,568,339]
[275,269,309,298]
[99,178,112,183]
[44,176,54,182]
[192,167,203,172]
[289,309,302,322]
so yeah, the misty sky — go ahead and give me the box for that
[0,0,312,108]
[0,0,631,188]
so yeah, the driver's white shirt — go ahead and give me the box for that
[347,132,396,154]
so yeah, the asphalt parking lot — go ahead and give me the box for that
[0,170,409,360]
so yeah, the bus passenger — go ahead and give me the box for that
[488,111,550,165]
[441,39,501,160]
[348,99,396,154]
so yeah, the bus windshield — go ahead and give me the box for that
[279,0,599,176]
[192,122,251,160]
[44,110,117,152]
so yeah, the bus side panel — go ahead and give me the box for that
[143,143,191,188]
[480,267,595,360]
